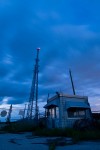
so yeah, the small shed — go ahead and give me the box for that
[44,93,92,128]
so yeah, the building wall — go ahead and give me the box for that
[45,95,91,128]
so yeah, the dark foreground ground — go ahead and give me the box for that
[0,132,100,150]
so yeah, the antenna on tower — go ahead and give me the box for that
[69,69,76,95]
[27,48,40,121]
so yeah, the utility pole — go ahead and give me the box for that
[27,48,40,121]
[6,104,12,123]
[23,104,27,119]
[69,69,76,95]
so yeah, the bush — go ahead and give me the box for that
[33,128,100,141]
[2,121,35,133]
[2,121,100,141]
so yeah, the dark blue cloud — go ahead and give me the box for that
[0,0,100,110]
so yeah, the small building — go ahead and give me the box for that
[44,93,92,128]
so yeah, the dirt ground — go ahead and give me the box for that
[0,132,100,150]
[57,141,100,150]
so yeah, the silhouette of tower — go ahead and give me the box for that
[6,104,12,123]
[27,48,40,120]
[69,69,76,95]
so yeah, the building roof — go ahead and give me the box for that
[44,104,58,108]
[66,101,90,109]
[47,93,88,102]
[44,100,90,109]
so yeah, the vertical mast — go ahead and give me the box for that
[35,48,40,120]
[23,104,27,119]
[69,69,76,95]
[6,104,12,123]
[27,48,40,120]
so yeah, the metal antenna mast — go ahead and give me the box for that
[69,69,76,95]
[27,48,40,120]
[6,104,12,123]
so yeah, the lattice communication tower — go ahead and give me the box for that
[27,48,40,120]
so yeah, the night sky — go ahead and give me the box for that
[0,0,100,113]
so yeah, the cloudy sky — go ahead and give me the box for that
[0,0,100,114]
